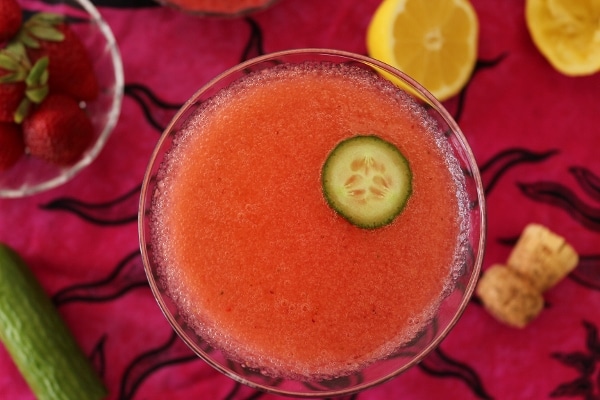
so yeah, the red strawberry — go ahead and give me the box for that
[22,16,99,101]
[0,0,22,42]
[0,122,24,172]
[23,94,94,166]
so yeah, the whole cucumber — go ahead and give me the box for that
[0,243,107,400]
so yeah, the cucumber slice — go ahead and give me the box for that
[321,135,412,229]
[0,243,107,400]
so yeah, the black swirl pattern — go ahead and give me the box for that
[479,147,559,195]
[40,184,142,226]
[52,250,147,306]
[224,383,268,400]
[451,54,507,123]
[571,255,600,291]
[241,17,266,62]
[119,331,199,400]
[550,321,600,399]
[570,167,600,202]
[518,181,600,232]
[418,348,493,400]
[91,335,109,380]
[124,84,182,133]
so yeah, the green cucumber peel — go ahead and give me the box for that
[321,135,412,229]
[0,243,107,400]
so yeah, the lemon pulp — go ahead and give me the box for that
[367,0,479,101]
[526,0,600,76]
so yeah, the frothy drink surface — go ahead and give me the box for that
[151,62,466,380]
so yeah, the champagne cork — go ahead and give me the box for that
[476,264,544,329]
[476,224,579,328]
[507,224,579,293]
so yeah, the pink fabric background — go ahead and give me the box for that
[1,0,600,399]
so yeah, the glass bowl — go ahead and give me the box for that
[153,0,280,18]
[0,0,124,198]
[139,49,486,397]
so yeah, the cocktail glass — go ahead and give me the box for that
[139,48,486,397]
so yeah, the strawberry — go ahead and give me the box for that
[0,122,24,172]
[0,0,22,42]
[19,14,99,102]
[23,93,94,166]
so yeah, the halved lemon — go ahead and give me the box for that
[526,0,600,76]
[367,0,479,101]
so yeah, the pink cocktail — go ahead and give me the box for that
[139,49,485,397]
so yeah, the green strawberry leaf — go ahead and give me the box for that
[25,86,49,105]
[0,54,19,72]
[30,12,64,25]
[28,25,64,42]
[26,57,49,87]
[18,12,65,48]
[40,68,49,86]
[0,71,26,84]
[18,32,41,49]
[2,42,25,61]
[0,43,30,82]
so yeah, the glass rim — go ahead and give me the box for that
[139,48,487,397]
